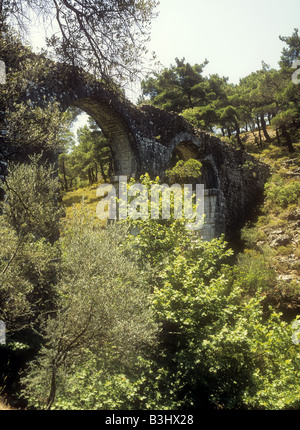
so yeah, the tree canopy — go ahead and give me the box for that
[140,29,300,153]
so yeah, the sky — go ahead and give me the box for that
[147,0,300,85]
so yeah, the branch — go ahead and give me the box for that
[0,235,23,278]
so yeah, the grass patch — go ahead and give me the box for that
[61,185,106,228]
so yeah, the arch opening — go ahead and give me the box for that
[70,97,140,178]
[169,141,203,168]
[169,141,219,190]
[169,141,221,241]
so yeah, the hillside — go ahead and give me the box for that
[1,130,299,411]
[61,129,300,318]
[237,129,300,318]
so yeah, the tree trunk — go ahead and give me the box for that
[267,112,272,125]
[108,160,113,178]
[187,93,194,109]
[260,113,270,140]
[99,160,107,183]
[95,163,98,183]
[251,128,259,146]
[46,367,56,410]
[88,168,94,185]
[234,120,244,149]
[276,128,281,145]
[61,159,68,192]
[281,124,295,153]
[256,115,263,147]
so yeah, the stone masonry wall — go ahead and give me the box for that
[0,49,270,240]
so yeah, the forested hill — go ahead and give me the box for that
[233,127,299,315]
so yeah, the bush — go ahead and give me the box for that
[122,176,300,409]
[2,155,63,243]
[265,175,300,209]
[16,174,300,410]
[20,209,159,410]
[233,249,277,294]
[126,218,300,409]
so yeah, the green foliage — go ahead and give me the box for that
[115,175,300,410]
[129,222,300,410]
[0,28,72,165]
[5,102,67,157]
[279,28,300,69]
[271,108,299,129]
[0,158,61,373]
[166,159,202,184]
[1,21,300,412]
[233,249,277,295]
[184,105,218,132]
[0,219,59,336]
[265,175,300,209]
[45,350,145,410]
[181,106,205,129]
[2,155,63,242]
[141,58,210,113]
[21,208,158,409]
[59,118,113,190]
[1,170,299,411]
[142,29,300,152]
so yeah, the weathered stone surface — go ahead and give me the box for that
[0,52,270,240]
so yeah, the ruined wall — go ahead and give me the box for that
[0,51,270,240]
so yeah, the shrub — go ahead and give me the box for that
[2,155,63,243]
[265,176,300,209]
[20,209,159,410]
[123,176,300,409]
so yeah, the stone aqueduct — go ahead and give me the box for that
[2,59,270,241]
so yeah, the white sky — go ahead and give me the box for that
[148,0,300,84]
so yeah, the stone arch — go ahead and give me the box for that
[0,52,270,240]
[199,158,219,190]
[21,61,143,179]
[170,140,202,164]
[68,97,140,178]
[167,133,203,158]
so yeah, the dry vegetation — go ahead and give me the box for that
[237,128,300,315]
[61,184,106,229]
[0,397,15,410]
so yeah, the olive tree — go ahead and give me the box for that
[0,157,62,336]
[21,210,159,410]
